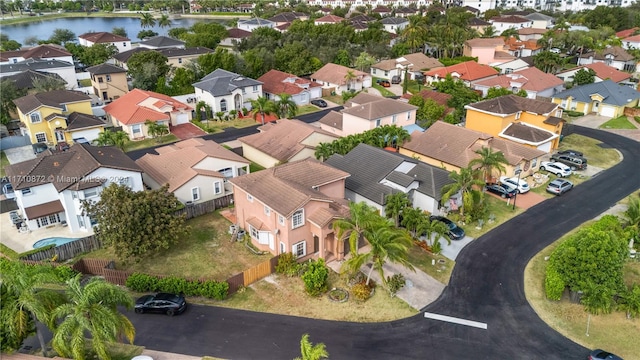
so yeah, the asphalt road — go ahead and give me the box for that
[126,125,640,360]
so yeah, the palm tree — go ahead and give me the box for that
[440,166,485,219]
[333,202,380,258]
[622,195,640,238]
[342,224,415,286]
[581,282,615,315]
[618,284,640,319]
[52,275,135,360]
[500,28,519,40]
[481,25,497,38]
[401,15,427,53]
[94,130,129,151]
[250,96,276,125]
[140,12,156,28]
[158,14,172,28]
[314,142,334,162]
[385,192,409,227]
[145,120,169,143]
[294,334,329,360]
[468,147,509,184]
[416,216,449,247]
[400,207,425,236]
[344,70,357,91]
[275,93,298,119]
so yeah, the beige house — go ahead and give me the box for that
[86,63,129,103]
[318,93,417,137]
[158,47,215,68]
[370,53,443,81]
[230,158,350,261]
[238,119,339,168]
[310,63,371,95]
[136,138,250,204]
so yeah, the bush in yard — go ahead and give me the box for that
[200,280,229,300]
[275,252,301,277]
[301,258,329,296]
[351,282,372,301]
[544,265,565,301]
[126,273,159,292]
[386,273,406,297]
[53,265,78,282]
[157,276,189,295]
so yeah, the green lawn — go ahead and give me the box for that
[296,104,320,116]
[123,134,178,152]
[406,245,454,284]
[454,195,525,239]
[599,115,638,129]
[559,134,621,168]
[371,78,397,97]
[323,94,344,105]
[1,151,9,178]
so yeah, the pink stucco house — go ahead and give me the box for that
[229,158,351,261]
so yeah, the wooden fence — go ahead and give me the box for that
[175,195,234,220]
[227,254,281,295]
[21,235,102,262]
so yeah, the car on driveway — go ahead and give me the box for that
[429,216,465,240]
[550,153,587,170]
[546,179,573,195]
[499,176,530,194]
[588,349,623,360]
[310,99,327,108]
[376,79,391,87]
[484,183,517,198]
[557,149,583,157]
[2,183,15,200]
[540,161,572,177]
[135,293,187,316]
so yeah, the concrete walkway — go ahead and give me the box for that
[572,114,640,141]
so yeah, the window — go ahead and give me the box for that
[132,124,142,137]
[191,187,200,201]
[407,111,411,120]
[515,111,521,120]
[292,241,306,258]
[250,225,259,239]
[61,104,67,112]
[22,188,32,196]
[252,85,259,93]
[218,167,233,178]
[84,188,98,198]
[214,181,222,194]
[247,194,253,202]
[106,75,111,82]
[178,58,183,64]
[77,215,85,228]
[264,205,270,216]
[392,114,397,124]
[384,71,389,76]
[280,242,286,254]
[48,214,60,224]
[555,109,562,117]
[292,209,304,229]
[98,77,104,83]
[278,215,285,225]
[372,69,377,74]
[38,216,49,227]
[242,88,246,94]
[375,119,381,127]
[30,112,42,123]
[123,42,127,47]
[72,191,78,199]
[220,99,227,112]
[532,158,538,168]
[35,133,47,143]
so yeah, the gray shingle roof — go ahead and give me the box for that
[193,69,262,96]
[158,47,215,58]
[139,36,185,48]
[13,90,91,114]
[239,17,275,26]
[0,59,73,73]
[112,47,148,63]
[552,80,640,106]
[1,70,64,90]
[380,17,408,25]
[86,63,126,75]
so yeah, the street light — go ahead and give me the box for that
[512,169,522,210]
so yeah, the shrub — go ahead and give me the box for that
[126,272,159,292]
[351,282,372,301]
[301,259,329,296]
[430,239,442,255]
[275,252,301,277]
[54,265,78,282]
[564,110,584,117]
[157,276,189,295]
[386,273,406,297]
[544,265,565,301]
[200,280,229,300]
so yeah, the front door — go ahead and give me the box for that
[592,101,600,113]
[55,129,65,142]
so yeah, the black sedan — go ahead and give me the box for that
[429,216,466,240]
[484,183,518,198]
[588,349,623,360]
[135,293,187,316]
[310,99,327,108]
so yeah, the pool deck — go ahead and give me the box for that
[1,211,94,253]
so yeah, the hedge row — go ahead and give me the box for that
[126,272,229,300]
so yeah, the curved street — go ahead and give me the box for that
[125,125,640,360]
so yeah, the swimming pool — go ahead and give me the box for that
[33,237,80,249]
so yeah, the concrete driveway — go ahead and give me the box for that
[4,145,35,164]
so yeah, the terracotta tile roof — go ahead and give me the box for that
[466,94,558,115]
[401,89,451,106]
[238,119,339,162]
[229,158,350,217]
[618,27,640,39]
[518,27,547,35]
[501,122,556,144]
[623,34,640,42]
[103,89,191,126]
[491,15,531,23]
[24,200,65,219]
[341,96,417,120]
[258,69,321,96]
[318,110,343,130]
[465,37,505,47]
[4,144,141,192]
[473,67,564,92]
[401,121,545,169]
[314,14,345,23]
[584,62,632,83]
[226,28,252,39]
[311,63,369,86]
[372,6,391,13]
[13,90,91,114]
[21,44,71,59]
[504,37,542,51]
[425,61,498,82]
[580,46,634,62]
[136,138,248,192]
[79,31,130,43]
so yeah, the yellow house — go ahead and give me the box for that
[464,94,565,152]
[86,63,129,103]
[13,90,94,145]
[551,79,640,118]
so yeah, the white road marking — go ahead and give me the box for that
[423,312,488,329]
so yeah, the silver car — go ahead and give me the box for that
[546,179,573,195]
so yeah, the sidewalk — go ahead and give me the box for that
[571,114,640,141]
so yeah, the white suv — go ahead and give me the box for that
[499,176,530,193]
[540,161,572,177]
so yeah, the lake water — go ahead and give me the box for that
[1,16,229,44]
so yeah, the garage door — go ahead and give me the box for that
[600,105,616,118]
[176,113,189,124]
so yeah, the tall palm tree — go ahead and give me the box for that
[250,96,276,125]
[468,147,509,183]
[481,25,497,38]
[440,166,484,218]
[145,120,169,142]
[343,70,357,91]
[333,202,380,258]
[52,275,135,360]
[401,15,427,53]
[622,195,640,238]
[140,12,156,29]
[275,93,298,119]
[295,334,329,360]
[500,28,519,40]
[618,284,640,319]
[314,142,334,162]
[158,14,172,28]
[416,216,449,247]
[385,192,409,227]
[400,207,425,236]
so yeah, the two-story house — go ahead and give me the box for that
[464,95,565,152]
[258,69,323,105]
[238,17,276,32]
[463,38,511,66]
[193,69,263,115]
[4,144,143,233]
[578,46,636,72]
[490,15,534,30]
[136,138,250,204]
[370,53,443,81]
[139,36,186,50]
[311,63,371,95]
[473,67,565,99]
[551,80,640,118]
[229,158,351,261]
[425,61,500,86]
[0,44,74,65]
[78,32,132,53]
[318,93,417,137]
[86,63,129,103]
[0,59,77,90]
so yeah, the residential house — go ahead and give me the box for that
[238,17,276,32]
[103,89,192,140]
[45,112,108,144]
[0,59,76,90]
[424,61,499,86]
[314,14,345,25]
[311,63,371,95]
[135,138,249,204]
[490,15,534,30]
[326,143,454,216]
[517,27,547,41]
[86,63,128,103]
[318,93,417,137]
[464,95,565,152]
[395,7,420,17]
[4,144,143,233]
[473,67,564,99]
[468,17,492,34]
[463,38,515,66]
[219,28,253,47]
[78,32,131,53]
[229,158,351,260]
[495,58,531,74]
[139,36,186,49]
[504,36,543,58]
[158,47,215,68]
[400,89,454,117]
[349,14,375,24]
[555,63,632,85]
[0,44,73,65]
[238,119,339,168]
[371,6,392,16]
[380,17,409,33]
[370,53,443,81]
[616,27,639,40]
[189,0,202,13]
[524,13,554,29]
[1,70,66,94]
[110,48,147,70]
[622,34,640,50]
[13,90,94,145]
[578,46,636,72]
[551,80,640,118]
[257,69,323,105]
[193,69,263,115]
[399,121,546,183]
[268,12,308,26]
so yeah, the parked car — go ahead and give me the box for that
[546,179,573,195]
[310,99,327,108]
[484,183,518,198]
[588,349,623,360]
[135,293,187,316]
[550,153,587,170]
[33,143,48,155]
[376,79,391,87]
[391,75,402,84]
[499,176,530,194]
[429,216,466,240]
[556,149,583,157]
[2,183,15,200]
[540,161,572,177]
